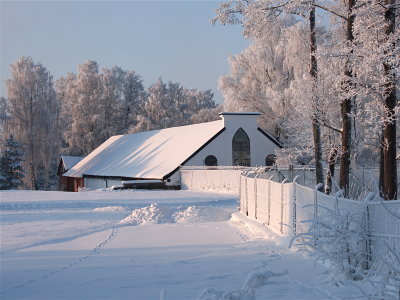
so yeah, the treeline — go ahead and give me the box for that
[0,57,220,190]
[214,0,399,199]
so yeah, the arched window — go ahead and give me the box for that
[205,155,218,166]
[265,154,276,166]
[232,128,250,166]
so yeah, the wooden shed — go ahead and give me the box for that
[57,156,84,192]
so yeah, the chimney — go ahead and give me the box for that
[219,112,260,128]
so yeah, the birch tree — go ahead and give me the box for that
[63,60,103,155]
[351,0,399,199]
[5,56,60,189]
[213,0,329,188]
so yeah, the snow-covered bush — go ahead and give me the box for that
[365,241,400,300]
[291,195,400,298]
[291,201,369,282]
[197,269,288,300]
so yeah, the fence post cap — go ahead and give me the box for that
[364,192,377,202]
[293,175,300,183]
[315,183,324,190]
[335,190,344,197]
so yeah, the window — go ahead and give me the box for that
[265,154,276,166]
[205,155,218,166]
[232,128,250,166]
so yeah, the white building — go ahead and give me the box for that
[63,112,281,191]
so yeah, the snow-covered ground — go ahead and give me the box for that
[1,190,363,299]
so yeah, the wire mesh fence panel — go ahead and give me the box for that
[282,183,294,234]
[316,192,335,208]
[268,180,284,233]
[256,177,269,224]
[367,201,400,264]
[294,184,315,234]
[181,169,243,193]
[246,177,256,219]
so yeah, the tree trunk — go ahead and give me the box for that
[379,133,384,197]
[29,95,37,190]
[382,0,397,200]
[310,2,324,191]
[325,147,338,195]
[339,0,355,197]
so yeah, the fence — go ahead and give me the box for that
[259,165,400,198]
[180,166,251,193]
[240,172,400,264]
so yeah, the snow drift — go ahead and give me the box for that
[119,204,232,225]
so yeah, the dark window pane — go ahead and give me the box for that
[205,155,218,166]
[232,128,250,166]
[265,154,276,166]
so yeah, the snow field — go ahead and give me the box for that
[1,190,364,299]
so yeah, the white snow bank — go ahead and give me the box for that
[119,204,232,225]
[197,269,289,300]
[92,206,128,212]
[229,212,274,241]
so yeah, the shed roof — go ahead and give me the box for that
[64,120,224,179]
[61,156,85,171]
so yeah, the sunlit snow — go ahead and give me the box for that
[1,190,364,299]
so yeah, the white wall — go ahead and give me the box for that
[84,177,123,190]
[181,167,245,193]
[184,113,279,168]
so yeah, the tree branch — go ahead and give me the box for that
[313,4,348,20]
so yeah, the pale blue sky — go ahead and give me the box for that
[0,0,249,103]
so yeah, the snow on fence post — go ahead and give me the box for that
[363,193,376,270]
[268,175,273,226]
[281,179,288,234]
[335,190,343,211]
[292,175,300,235]
[254,174,259,219]
[239,173,242,212]
[245,172,249,216]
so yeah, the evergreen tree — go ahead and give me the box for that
[0,135,25,190]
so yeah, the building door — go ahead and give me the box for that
[232,128,251,166]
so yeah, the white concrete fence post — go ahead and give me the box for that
[254,174,259,219]
[292,175,300,235]
[245,172,249,216]
[281,178,288,234]
[268,175,273,226]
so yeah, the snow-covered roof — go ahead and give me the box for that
[61,156,85,171]
[64,120,224,179]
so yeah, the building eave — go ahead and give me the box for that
[257,127,283,148]
[163,127,226,180]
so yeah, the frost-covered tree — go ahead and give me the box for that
[130,78,218,133]
[121,70,146,133]
[350,0,399,199]
[214,0,398,198]
[0,135,25,190]
[0,97,10,141]
[213,0,331,188]
[56,72,76,149]
[138,78,176,131]
[5,56,60,190]
[58,65,146,153]
[100,66,125,140]
[218,18,305,140]
[62,60,103,155]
